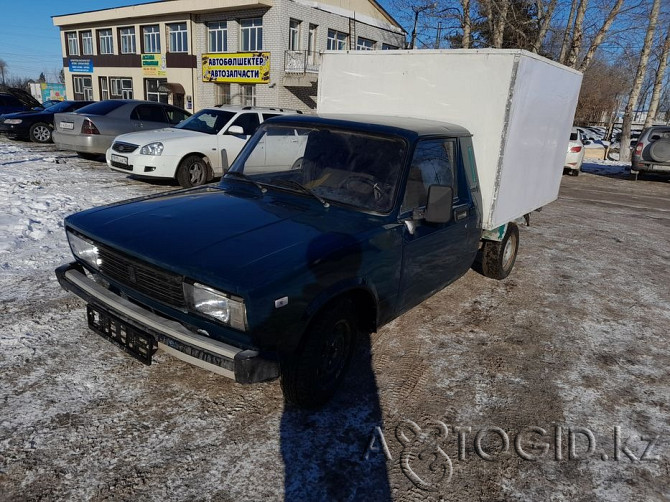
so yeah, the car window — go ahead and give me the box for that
[263,113,280,121]
[402,139,456,212]
[231,113,260,135]
[133,104,167,123]
[174,109,234,134]
[570,132,579,141]
[76,100,126,115]
[165,107,190,125]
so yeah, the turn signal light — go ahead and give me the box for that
[634,142,643,156]
[81,119,100,135]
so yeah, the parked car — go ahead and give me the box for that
[631,125,670,179]
[106,106,302,187]
[564,128,585,176]
[52,100,191,159]
[0,100,93,143]
[0,88,43,115]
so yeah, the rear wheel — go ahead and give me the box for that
[29,122,52,143]
[177,155,209,187]
[280,299,356,408]
[481,223,519,280]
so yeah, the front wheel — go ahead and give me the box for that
[280,299,357,408]
[481,223,519,280]
[29,122,52,143]
[176,155,210,187]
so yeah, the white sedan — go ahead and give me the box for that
[564,127,585,176]
[106,106,301,187]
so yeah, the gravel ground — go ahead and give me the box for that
[1,137,669,501]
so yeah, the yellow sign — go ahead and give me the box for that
[202,52,270,84]
[142,54,166,77]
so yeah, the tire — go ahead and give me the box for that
[176,155,210,188]
[77,152,101,161]
[29,122,52,143]
[280,299,357,408]
[481,222,519,280]
[649,138,670,163]
[572,169,580,176]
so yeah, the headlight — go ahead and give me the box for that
[140,142,164,156]
[184,282,247,331]
[3,119,22,125]
[67,231,101,270]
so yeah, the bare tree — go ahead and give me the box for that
[461,0,472,48]
[0,58,6,86]
[478,0,512,48]
[644,28,670,127]
[577,0,625,72]
[559,0,578,64]
[565,0,588,67]
[531,0,558,54]
[621,0,661,163]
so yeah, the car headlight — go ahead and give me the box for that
[140,142,164,156]
[67,230,101,270]
[3,119,22,125]
[184,282,247,331]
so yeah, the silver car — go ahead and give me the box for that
[631,125,670,180]
[53,100,190,158]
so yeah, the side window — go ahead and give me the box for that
[166,107,189,125]
[262,113,279,121]
[133,104,167,123]
[230,113,260,135]
[402,138,456,212]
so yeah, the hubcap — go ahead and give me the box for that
[502,233,516,270]
[34,125,50,142]
[316,319,351,390]
[188,163,205,184]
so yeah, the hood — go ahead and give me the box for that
[1,109,45,120]
[65,186,374,294]
[5,88,43,109]
[114,127,205,145]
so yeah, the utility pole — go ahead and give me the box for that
[410,3,436,49]
[435,22,442,48]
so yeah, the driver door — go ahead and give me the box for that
[218,112,260,170]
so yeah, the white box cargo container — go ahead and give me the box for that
[317,49,583,230]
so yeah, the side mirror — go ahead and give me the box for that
[424,185,453,223]
[227,125,245,136]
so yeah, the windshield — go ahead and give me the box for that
[228,124,407,213]
[47,101,75,113]
[174,109,234,134]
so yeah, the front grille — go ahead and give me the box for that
[112,141,139,153]
[97,244,186,308]
[111,161,132,170]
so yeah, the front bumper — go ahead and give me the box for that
[0,123,29,138]
[55,262,279,383]
[106,148,181,179]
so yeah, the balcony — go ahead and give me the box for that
[284,50,321,74]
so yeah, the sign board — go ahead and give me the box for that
[142,54,167,77]
[41,83,67,102]
[202,53,270,84]
[68,59,93,73]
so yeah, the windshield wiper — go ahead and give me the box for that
[224,171,267,193]
[272,179,330,207]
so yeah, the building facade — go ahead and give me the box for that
[53,0,405,112]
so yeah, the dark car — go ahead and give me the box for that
[631,125,670,179]
[0,100,94,143]
[0,88,43,115]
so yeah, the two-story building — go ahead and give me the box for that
[52,0,405,112]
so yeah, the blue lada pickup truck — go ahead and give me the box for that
[56,114,519,407]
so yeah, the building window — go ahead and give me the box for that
[120,27,136,54]
[289,19,301,51]
[208,21,228,52]
[382,43,398,50]
[216,83,231,106]
[356,37,375,50]
[327,29,347,50]
[143,25,161,54]
[66,32,79,56]
[81,31,94,55]
[110,77,133,99]
[98,29,114,55]
[240,18,262,51]
[168,22,188,53]
[146,78,168,103]
[99,77,109,100]
[241,84,256,107]
[308,24,318,66]
[72,75,93,100]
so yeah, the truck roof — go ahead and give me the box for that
[267,113,472,139]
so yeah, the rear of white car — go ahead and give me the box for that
[564,128,585,176]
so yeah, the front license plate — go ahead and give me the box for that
[86,304,156,365]
[110,154,128,165]
[60,121,74,130]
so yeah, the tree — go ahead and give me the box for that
[644,27,670,127]
[0,58,6,86]
[621,0,661,163]
[531,0,558,54]
[38,72,46,83]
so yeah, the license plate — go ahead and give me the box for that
[111,154,128,165]
[60,121,74,130]
[86,304,156,365]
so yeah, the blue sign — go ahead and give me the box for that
[68,59,93,73]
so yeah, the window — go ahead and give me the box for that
[289,19,301,51]
[308,24,318,66]
[81,31,94,55]
[168,22,188,53]
[356,37,375,50]
[98,29,114,54]
[208,21,228,52]
[327,29,347,50]
[145,78,168,103]
[165,107,190,125]
[241,85,256,107]
[66,32,79,56]
[143,25,161,53]
[120,27,136,54]
[240,18,262,51]
[216,83,231,105]
[99,77,109,100]
[382,43,398,50]
[132,104,168,123]
[402,138,457,212]
[231,112,260,136]
[110,78,133,99]
[72,75,93,101]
